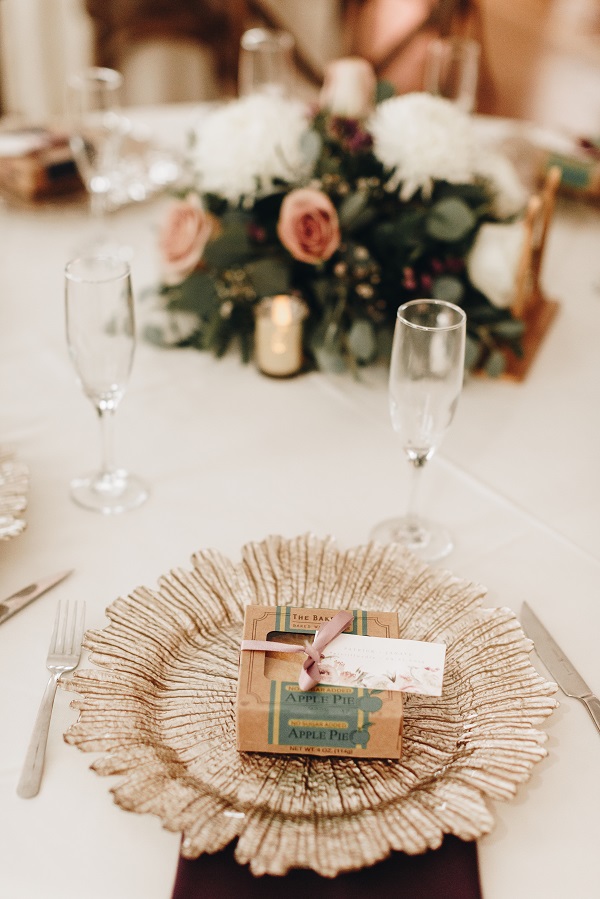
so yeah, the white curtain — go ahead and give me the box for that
[0,0,347,121]
[0,0,93,120]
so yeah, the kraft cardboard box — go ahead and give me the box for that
[0,127,83,201]
[236,605,403,759]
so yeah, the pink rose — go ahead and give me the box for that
[277,188,341,265]
[158,193,213,285]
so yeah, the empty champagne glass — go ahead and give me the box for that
[371,299,466,560]
[423,37,480,114]
[65,256,148,514]
[238,28,294,98]
[66,67,124,251]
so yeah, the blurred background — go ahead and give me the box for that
[0,0,598,135]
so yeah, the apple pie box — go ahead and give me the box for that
[236,605,403,759]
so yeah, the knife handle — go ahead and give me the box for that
[581,695,600,736]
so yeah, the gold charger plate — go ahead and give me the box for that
[0,446,29,540]
[63,534,557,876]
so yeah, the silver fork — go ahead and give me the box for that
[17,600,86,798]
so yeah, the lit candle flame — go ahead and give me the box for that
[271,295,293,327]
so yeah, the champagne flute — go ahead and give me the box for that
[65,256,148,514]
[238,28,294,98]
[371,299,466,560]
[423,37,481,114]
[66,67,124,251]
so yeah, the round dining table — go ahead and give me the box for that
[0,104,599,899]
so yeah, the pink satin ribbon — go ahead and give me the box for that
[240,609,354,691]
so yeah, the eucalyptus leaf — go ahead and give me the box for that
[221,209,251,230]
[490,318,526,339]
[168,270,219,317]
[200,309,226,352]
[376,326,394,363]
[436,181,489,207]
[321,156,342,176]
[464,334,481,371]
[426,197,476,242]
[143,324,171,347]
[300,129,322,167]
[203,231,253,268]
[323,320,343,351]
[372,210,424,254]
[375,80,395,103]
[347,319,377,363]
[485,349,507,377]
[312,278,331,307]
[311,319,342,355]
[214,324,232,357]
[246,257,291,297]
[313,345,347,373]
[347,207,378,233]
[393,209,426,238]
[464,302,504,324]
[433,275,464,304]
[239,331,253,364]
[338,191,370,229]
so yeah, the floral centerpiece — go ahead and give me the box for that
[147,60,528,376]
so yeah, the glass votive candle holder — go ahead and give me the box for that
[254,295,307,377]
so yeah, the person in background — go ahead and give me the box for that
[344,0,496,112]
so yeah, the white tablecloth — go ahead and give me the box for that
[1,108,599,899]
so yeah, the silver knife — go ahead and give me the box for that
[0,570,73,626]
[521,601,600,736]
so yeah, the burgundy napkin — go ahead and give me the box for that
[171,836,482,899]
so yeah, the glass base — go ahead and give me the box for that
[370,516,453,562]
[70,469,149,515]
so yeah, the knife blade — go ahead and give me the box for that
[0,570,73,626]
[521,601,600,736]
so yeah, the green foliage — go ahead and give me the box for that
[347,319,377,363]
[163,270,219,318]
[433,275,464,304]
[375,80,396,104]
[246,257,291,297]
[426,197,477,242]
[154,100,525,375]
[484,349,507,377]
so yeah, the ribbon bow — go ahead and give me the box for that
[241,610,353,691]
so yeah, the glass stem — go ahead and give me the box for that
[89,189,107,221]
[405,456,427,534]
[98,407,118,477]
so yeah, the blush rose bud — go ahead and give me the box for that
[277,188,341,265]
[158,193,213,285]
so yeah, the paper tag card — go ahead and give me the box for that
[317,633,446,696]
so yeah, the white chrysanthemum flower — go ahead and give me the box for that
[369,93,479,199]
[467,220,525,308]
[191,95,311,204]
[475,151,528,218]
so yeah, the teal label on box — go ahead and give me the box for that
[268,680,383,748]
[548,153,592,189]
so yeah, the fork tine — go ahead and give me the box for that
[51,600,84,657]
[59,600,70,654]
[72,601,86,655]
[66,600,77,654]
[48,600,63,653]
